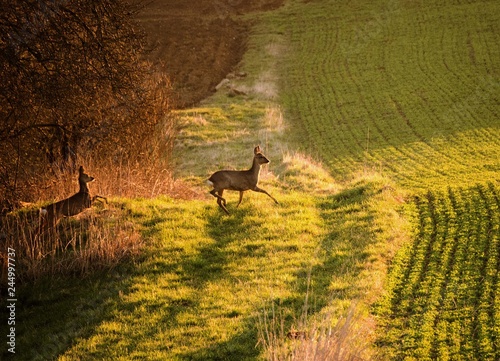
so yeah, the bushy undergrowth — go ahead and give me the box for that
[0,0,176,212]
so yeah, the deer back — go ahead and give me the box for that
[209,169,258,192]
[61,192,92,216]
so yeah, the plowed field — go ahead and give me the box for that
[135,0,284,107]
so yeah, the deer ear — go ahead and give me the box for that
[254,145,261,154]
[79,166,84,173]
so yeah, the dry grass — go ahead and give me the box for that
[257,300,371,361]
[0,203,142,285]
[257,267,372,361]
[277,151,340,194]
[0,133,179,287]
[249,42,287,100]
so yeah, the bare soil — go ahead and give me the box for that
[136,0,284,108]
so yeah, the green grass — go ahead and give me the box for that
[5,0,500,359]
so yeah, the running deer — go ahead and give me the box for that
[207,145,278,214]
[40,166,107,229]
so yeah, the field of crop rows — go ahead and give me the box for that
[379,183,500,359]
[279,0,499,191]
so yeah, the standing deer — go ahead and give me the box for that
[207,145,279,214]
[40,166,107,229]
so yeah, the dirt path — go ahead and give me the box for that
[136,0,284,108]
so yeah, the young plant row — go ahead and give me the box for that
[377,183,500,360]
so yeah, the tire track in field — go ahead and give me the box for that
[323,28,371,171]
[389,94,471,176]
[340,52,446,185]
[439,27,497,132]
[282,1,499,190]
[488,183,500,355]
[474,185,499,357]
[293,18,369,175]
[390,8,498,170]
[430,188,461,359]
[343,59,416,149]
[391,9,499,188]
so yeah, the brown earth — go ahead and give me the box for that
[136,0,284,108]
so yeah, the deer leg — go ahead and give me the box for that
[217,190,230,214]
[210,189,229,214]
[219,190,227,206]
[210,189,226,205]
[236,191,244,207]
[253,186,279,204]
[217,196,230,215]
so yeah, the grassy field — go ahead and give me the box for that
[4,0,499,360]
[6,176,399,359]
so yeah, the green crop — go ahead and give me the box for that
[377,184,500,359]
[276,0,499,191]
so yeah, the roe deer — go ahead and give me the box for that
[207,145,278,214]
[41,166,107,229]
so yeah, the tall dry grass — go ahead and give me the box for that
[257,301,371,361]
[0,114,180,287]
[257,277,372,361]
[0,115,183,286]
[0,204,142,286]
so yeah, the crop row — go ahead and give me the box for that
[378,183,500,360]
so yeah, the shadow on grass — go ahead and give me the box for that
[284,179,384,319]
[2,201,172,360]
[3,265,138,360]
[180,320,261,361]
[71,202,261,360]
[113,203,263,361]
[183,181,388,360]
[6,182,386,360]
[176,207,263,360]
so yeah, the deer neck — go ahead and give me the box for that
[78,180,90,194]
[249,157,262,180]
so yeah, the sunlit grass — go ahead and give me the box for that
[9,141,406,360]
[51,175,403,360]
